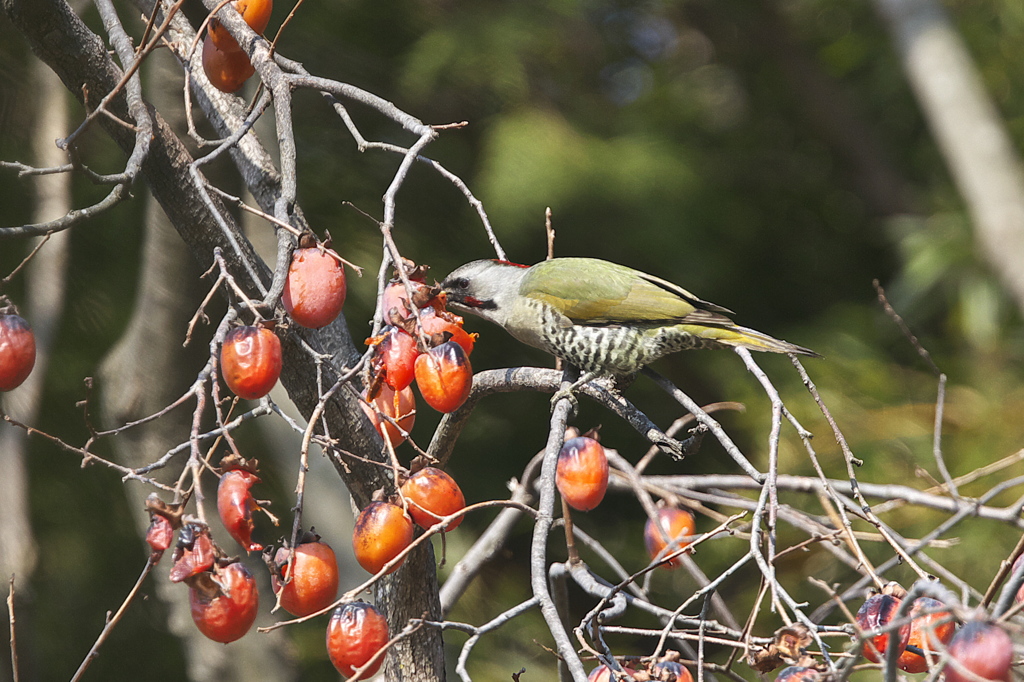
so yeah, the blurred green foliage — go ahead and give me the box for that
[3,0,1024,679]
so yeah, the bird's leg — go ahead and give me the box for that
[549,370,602,416]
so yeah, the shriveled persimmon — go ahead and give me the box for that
[417,307,475,355]
[414,341,472,413]
[855,593,910,664]
[370,326,418,391]
[326,601,389,680]
[282,244,346,329]
[352,501,413,575]
[220,325,281,399]
[400,467,466,531]
[556,436,609,511]
[189,561,259,643]
[217,468,263,552]
[643,508,696,569]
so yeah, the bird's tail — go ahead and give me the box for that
[681,324,820,358]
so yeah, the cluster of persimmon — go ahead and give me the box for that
[219,235,346,401]
[201,0,272,93]
[0,301,36,393]
[853,582,1011,681]
[351,464,466,575]
[587,651,694,682]
[363,264,475,445]
[144,456,390,678]
[555,434,696,571]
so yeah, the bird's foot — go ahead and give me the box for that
[550,385,580,417]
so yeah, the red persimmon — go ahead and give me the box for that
[189,562,259,643]
[381,279,441,320]
[414,341,472,413]
[556,436,609,511]
[271,537,339,617]
[651,661,693,682]
[400,467,466,531]
[361,384,416,447]
[944,621,1013,682]
[352,502,413,575]
[855,594,910,664]
[643,508,696,569]
[220,325,281,399]
[371,326,418,391]
[208,0,273,52]
[897,597,955,673]
[326,601,389,679]
[146,513,175,560]
[282,245,346,329]
[0,313,35,391]
[218,469,263,552]
[201,34,255,93]
[776,667,821,681]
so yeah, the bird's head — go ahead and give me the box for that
[440,259,529,325]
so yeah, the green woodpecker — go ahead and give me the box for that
[441,257,817,377]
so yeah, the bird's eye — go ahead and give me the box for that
[454,277,469,290]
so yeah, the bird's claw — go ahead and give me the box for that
[550,386,579,417]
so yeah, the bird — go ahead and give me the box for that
[440,257,818,379]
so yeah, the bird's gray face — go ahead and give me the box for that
[440,259,527,325]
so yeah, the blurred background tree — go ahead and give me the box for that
[2,0,1024,680]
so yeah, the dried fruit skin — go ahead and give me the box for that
[352,502,413,575]
[202,35,255,93]
[897,597,955,673]
[418,307,475,355]
[218,470,263,552]
[373,326,418,391]
[414,341,473,413]
[169,524,217,582]
[282,247,347,328]
[0,313,35,391]
[189,562,259,643]
[146,514,174,558]
[855,594,910,663]
[401,467,466,531]
[643,508,696,569]
[556,436,609,511]
[220,326,281,399]
[208,0,273,52]
[944,621,1013,682]
[326,601,389,679]
[273,540,340,617]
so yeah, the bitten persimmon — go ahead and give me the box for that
[897,597,955,673]
[588,664,637,681]
[418,307,475,355]
[0,312,35,391]
[352,502,413,575]
[282,245,346,328]
[361,385,416,447]
[220,325,281,399]
[218,469,263,552]
[556,436,609,511]
[271,534,339,617]
[201,34,255,93]
[189,562,259,643]
[414,341,472,413]
[855,594,910,664]
[401,467,466,531]
[944,621,1013,682]
[326,601,389,679]
[643,508,696,569]
[169,523,217,583]
[651,660,693,682]
[208,0,273,52]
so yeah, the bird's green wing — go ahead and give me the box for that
[521,258,734,325]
